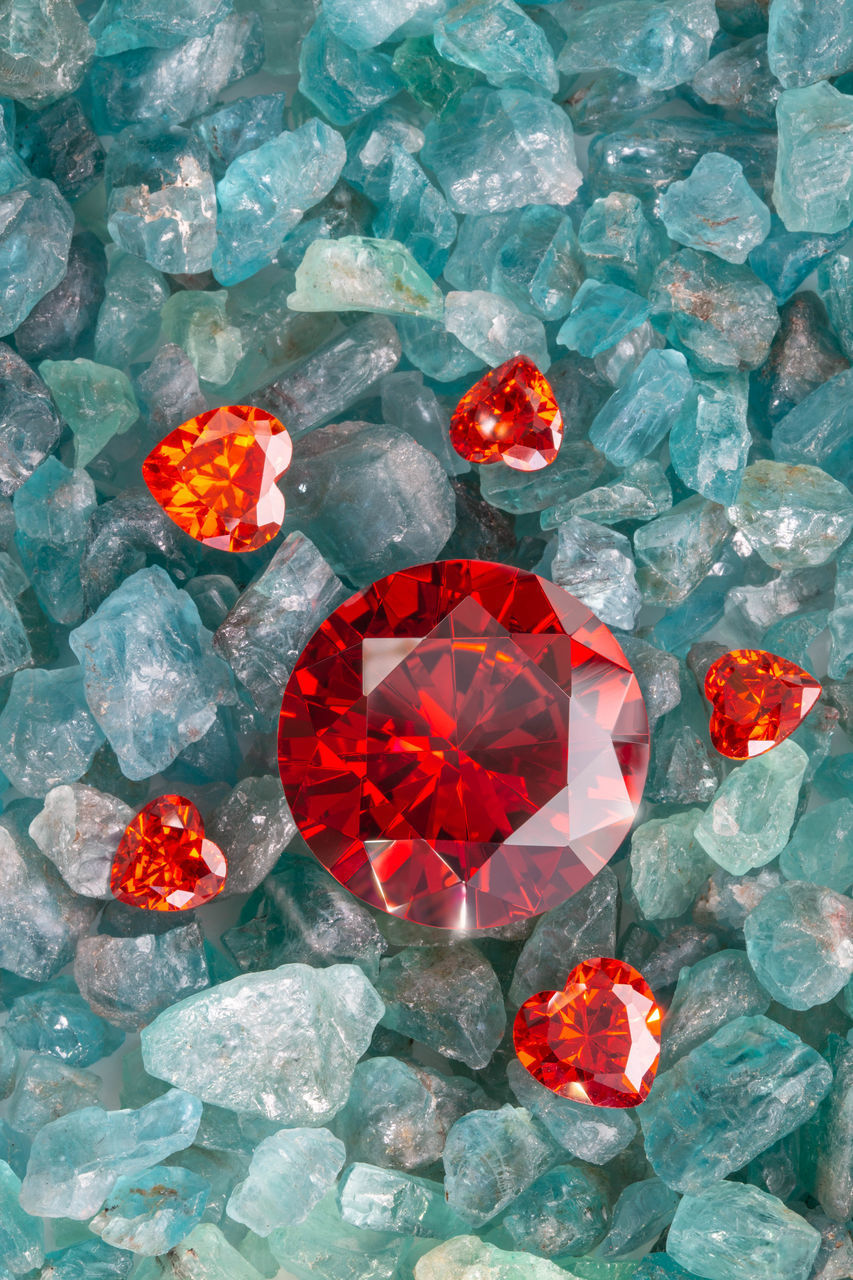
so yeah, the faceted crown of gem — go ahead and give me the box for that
[449,355,564,472]
[513,956,662,1108]
[278,560,649,930]
[111,794,228,911]
[142,404,293,553]
[704,648,822,760]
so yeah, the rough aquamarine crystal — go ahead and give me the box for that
[16,97,103,202]
[28,783,131,899]
[0,1159,44,1274]
[298,18,402,128]
[550,517,641,630]
[13,230,105,364]
[74,924,210,1031]
[597,1177,679,1260]
[727,459,853,569]
[588,348,693,467]
[639,1014,832,1192]
[106,126,216,275]
[421,86,581,213]
[0,0,94,107]
[444,290,549,369]
[669,373,751,505]
[557,0,719,90]
[829,540,853,678]
[809,1035,853,1224]
[668,1181,820,1280]
[207,779,296,897]
[774,83,853,234]
[0,667,104,797]
[159,290,243,388]
[376,944,505,1070]
[556,280,650,358]
[391,36,476,117]
[213,120,345,286]
[39,358,138,467]
[5,977,122,1066]
[227,1128,344,1235]
[41,1238,136,1280]
[69,566,234,781]
[381,371,465,476]
[503,1164,609,1257]
[772,366,853,487]
[20,1088,202,1219]
[195,92,287,176]
[134,1223,264,1280]
[89,0,229,54]
[749,219,852,305]
[289,235,442,320]
[744,881,853,1010]
[0,180,73,337]
[660,950,770,1068]
[767,0,853,87]
[397,315,484,382]
[434,0,558,94]
[7,1053,101,1140]
[660,153,770,264]
[542,460,671,530]
[416,1236,569,1280]
[635,496,731,606]
[691,34,779,127]
[630,808,712,920]
[90,1164,209,1255]
[578,192,665,293]
[268,1188,412,1280]
[443,1106,556,1227]
[779,799,853,892]
[13,456,96,625]
[493,206,584,322]
[817,251,853,361]
[694,738,808,874]
[141,964,383,1123]
[0,345,62,497]
[339,1163,466,1239]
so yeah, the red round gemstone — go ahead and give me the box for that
[449,356,563,471]
[513,957,662,1108]
[278,560,649,929]
[111,795,228,911]
[704,648,822,760]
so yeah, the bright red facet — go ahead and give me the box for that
[704,648,822,760]
[142,405,293,553]
[111,795,228,911]
[450,356,564,472]
[513,957,662,1108]
[278,560,649,929]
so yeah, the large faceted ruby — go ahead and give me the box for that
[278,561,649,929]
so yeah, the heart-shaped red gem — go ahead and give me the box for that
[449,355,563,472]
[513,957,661,1108]
[111,795,227,911]
[704,649,822,760]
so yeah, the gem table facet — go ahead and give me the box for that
[142,405,293,553]
[449,356,564,471]
[278,560,649,930]
[513,956,662,1108]
[704,648,822,759]
[110,795,227,912]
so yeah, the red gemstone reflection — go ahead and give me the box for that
[111,795,227,911]
[450,356,564,471]
[704,648,822,760]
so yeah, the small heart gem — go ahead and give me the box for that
[704,648,822,760]
[111,795,228,911]
[143,404,293,553]
[449,355,563,471]
[513,957,661,1108]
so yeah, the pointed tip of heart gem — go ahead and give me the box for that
[449,355,563,472]
[111,794,228,911]
[704,648,822,760]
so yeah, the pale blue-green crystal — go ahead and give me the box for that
[0,4,92,106]
[443,1106,556,1227]
[391,36,477,117]
[13,456,95,625]
[541,460,671,529]
[597,1177,679,1259]
[213,120,346,286]
[5,978,122,1066]
[551,516,641,630]
[141,964,383,1123]
[812,1035,853,1221]
[660,153,770,264]
[207,778,297,897]
[42,1238,134,1280]
[669,373,751,505]
[491,206,583,321]
[160,292,244,387]
[289,235,443,320]
[629,1258,697,1280]
[69,566,234,781]
[774,83,853,234]
[0,1159,44,1275]
[397,316,484,382]
[557,0,719,90]
[0,344,62,496]
[589,349,693,467]
[74,923,211,1031]
[89,0,230,55]
[0,1030,17,1100]
[630,808,713,920]
[7,1054,101,1139]
[635,496,731,605]
[617,635,681,728]
[772,366,853,488]
[435,0,558,94]
[381,371,467,476]
[660,950,770,1068]
[761,608,828,671]
[134,1223,264,1280]
[421,86,581,213]
[195,93,287,177]
[227,1129,345,1235]
[557,279,650,358]
[94,251,168,369]
[445,212,514,292]
[298,18,402,128]
[0,552,33,680]
[16,98,103,203]
[779,799,853,892]
[268,1189,414,1280]
[415,1237,570,1280]
[339,1163,466,1239]
[0,180,73,337]
[578,192,666,292]
[744,880,853,1010]
[376,943,505,1070]
[829,539,853,677]
[20,1089,202,1220]
[595,322,663,387]
[12,229,105,365]
[668,1182,820,1280]
[321,0,435,50]
[749,218,851,304]
[639,1015,832,1192]
[445,289,548,369]
[506,1059,637,1165]
[39,358,138,466]
[90,1165,209,1255]
[727,459,853,569]
[503,1164,609,1257]
[767,0,853,88]
[0,667,104,797]
[817,250,853,360]
[692,35,780,127]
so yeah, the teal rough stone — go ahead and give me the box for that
[94,251,168,369]
[630,808,713,921]
[134,1223,264,1280]
[727,459,853,569]
[774,83,853,234]
[15,98,104,203]
[444,290,549,369]
[0,1030,17,1100]
[551,516,641,630]
[195,92,287,177]
[0,1158,44,1275]
[207,779,297,898]
[639,1014,832,1192]
[397,315,484,382]
[7,1054,101,1138]
[415,1237,570,1280]
[491,206,583,322]
[141,963,383,1123]
[160,291,243,388]
[557,0,719,90]
[421,86,582,213]
[6,978,122,1066]
[660,950,770,1068]
[41,1239,134,1280]
[13,456,95,625]
[381,371,467,477]
[0,180,73,337]
[556,279,650,358]
[339,1163,466,1239]
[445,211,517,292]
[772,366,853,488]
[750,219,851,304]
[779,799,853,892]
[20,1088,202,1220]
[376,943,505,1070]
[817,250,853,360]
[503,1164,609,1258]
[691,35,780,128]
[649,249,779,372]
[320,0,435,50]
[288,235,443,320]
[541,460,671,530]
[669,373,751,505]
[435,0,558,94]
[268,1189,413,1280]
[767,0,853,88]
[106,126,216,274]
[90,0,230,55]
[74,923,211,1031]
[213,120,346,286]
[443,1106,556,1227]
[227,1128,345,1235]
[69,566,234,782]
[0,667,104,797]
[0,553,33,680]
[744,880,853,1009]
[39,358,138,466]
[0,344,62,496]
[635,496,732,606]
[589,348,694,467]
[597,1177,679,1259]
[0,0,93,107]
[298,18,402,128]
[829,539,853,678]
[90,1165,209,1255]
[660,154,770,264]
[28,781,130,899]
[629,1258,698,1280]
[578,191,666,292]
[812,1034,853,1221]
[667,1182,820,1280]
[506,1057,637,1164]
[694,738,808,874]
[391,37,477,118]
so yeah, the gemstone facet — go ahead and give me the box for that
[513,956,662,1108]
[111,795,227,911]
[142,405,293,553]
[704,648,822,759]
[449,357,564,471]
[278,560,649,929]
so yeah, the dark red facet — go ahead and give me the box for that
[278,560,649,929]
[705,648,822,760]
[450,356,563,471]
[111,795,227,911]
